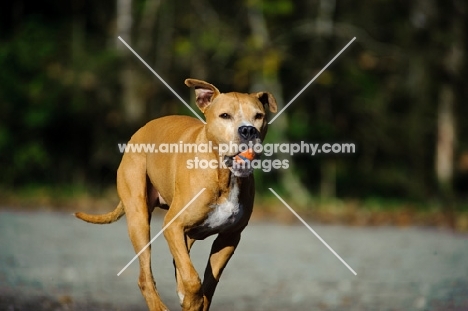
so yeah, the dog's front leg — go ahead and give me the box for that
[173,236,196,306]
[201,232,241,311]
[164,221,203,311]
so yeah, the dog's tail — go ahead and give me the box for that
[74,201,125,224]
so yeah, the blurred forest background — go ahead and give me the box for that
[1,0,468,227]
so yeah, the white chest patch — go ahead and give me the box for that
[202,178,243,230]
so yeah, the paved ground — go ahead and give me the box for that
[0,210,467,311]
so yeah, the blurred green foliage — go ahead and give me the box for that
[1,0,467,207]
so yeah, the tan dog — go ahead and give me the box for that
[75,79,277,311]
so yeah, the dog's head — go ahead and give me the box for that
[185,78,277,176]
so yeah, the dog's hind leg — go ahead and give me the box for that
[117,153,168,311]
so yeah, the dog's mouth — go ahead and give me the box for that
[223,148,255,166]
[223,148,258,177]
[223,155,235,168]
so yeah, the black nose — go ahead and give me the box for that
[238,126,259,140]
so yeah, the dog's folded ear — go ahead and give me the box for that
[185,79,220,113]
[252,92,278,113]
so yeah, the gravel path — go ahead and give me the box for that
[0,210,467,310]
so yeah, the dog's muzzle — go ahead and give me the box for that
[221,125,262,177]
[223,153,255,177]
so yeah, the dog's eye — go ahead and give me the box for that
[254,113,264,120]
[219,113,231,120]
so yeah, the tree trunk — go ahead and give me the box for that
[435,1,464,228]
[117,0,162,125]
[436,85,455,191]
[316,0,337,200]
[247,2,312,207]
[116,0,132,52]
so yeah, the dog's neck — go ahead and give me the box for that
[218,165,235,192]
[217,165,249,201]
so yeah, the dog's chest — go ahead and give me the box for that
[190,179,244,239]
[203,180,243,229]
[204,191,242,230]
